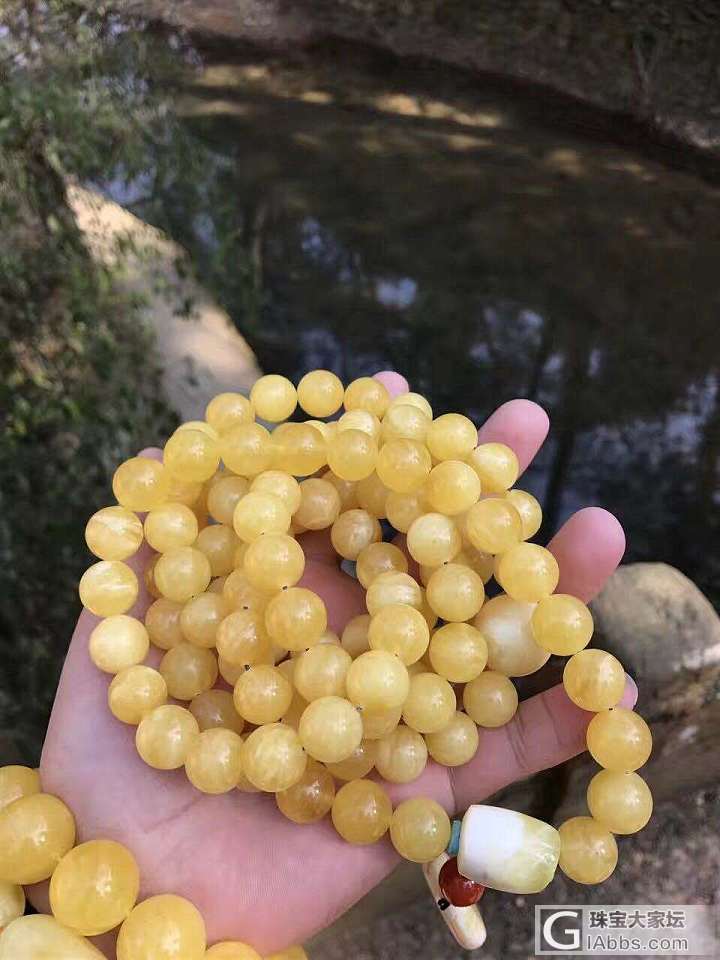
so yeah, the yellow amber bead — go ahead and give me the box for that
[361,705,403,739]
[388,391,433,419]
[468,442,519,493]
[250,470,302,514]
[0,766,40,812]
[233,664,293,724]
[474,595,550,677]
[563,649,626,711]
[136,705,199,769]
[426,461,481,515]
[166,474,204,508]
[216,610,271,666]
[346,650,410,710]
[222,568,267,611]
[463,671,518,727]
[428,622,488,682]
[190,690,244,734]
[108,665,167,724]
[159,643,218,701]
[154,547,212,603]
[297,369,344,417]
[242,535,305,594]
[376,439,432,494]
[505,488,542,539]
[175,420,219,441]
[356,542,408,589]
[322,470,359,511]
[558,816,618,884]
[587,708,652,771]
[113,457,170,512]
[265,587,327,651]
[426,413,477,462]
[332,778,392,844]
[340,614,371,658]
[117,894,206,960]
[79,560,138,617]
[343,377,390,417]
[207,476,250,525]
[368,604,429,665]
[390,797,451,863]
[233,492,291,543]
[0,881,24,930]
[327,429,377,482]
[194,525,239,578]
[385,489,427,533]
[453,545,495,583]
[49,839,139,936]
[145,598,184,649]
[375,725,427,783]
[250,374,297,422]
[531,593,593,655]
[185,728,244,794]
[325,739,377,780]
[85,506,143,561]
[180,592,228,649]
[381,403,430,443]
[205,943,261,960]
[354,472,390,518]
[426,710,479,766]
[426,563,485,622]
[276,759,335,824]
[299,696,363,763]
[242,724,307,792]
[496,542,559,602]
[144,503,199,553]
[294,645,352,701]
[587,770,653,834]
[164,429,220,482]
[0,915,104,959]
[220,423,272,476]
[0,793,75,884]
[406,513,462,566]
[402,672,456,734]
[366,571,422,614]
[205,392,254,434]
[271,422,327,476]
[293,478,341,530]
[89,615,149,674]
[330,509,381,559]
[266,948,308,960]
[464,498,522,555]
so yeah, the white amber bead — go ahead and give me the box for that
[457,805,560,894]
[473,595,550,677]
[0,915,105,959]
[422,852,487,950]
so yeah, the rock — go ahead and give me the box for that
[67,183,262,422]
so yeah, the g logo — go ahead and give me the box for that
[537,908,582,953]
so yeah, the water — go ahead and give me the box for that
[111,43,720,605]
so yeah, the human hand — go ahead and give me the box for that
[33,371,633,955]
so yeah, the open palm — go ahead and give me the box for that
[33,373,633,955]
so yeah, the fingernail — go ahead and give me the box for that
[622,672,638,707]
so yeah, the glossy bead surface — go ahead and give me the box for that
[0,881,24,930]
[338,410,382,440]
[343,377,390,417]
[207,476,250,525]
[205,943,262,960]
[299,696,363,763]
[50,839,139,936]
[464,498,522,555]
[368,604,430,665]
[496,543,559,602]
[327,429,377,482]
[297,369,344,417]
[467,443,519,493]
[275,760,334,827]
[0,766,40,812]
[381,403,430,443]
[250,470,302,514]
[233,492,291,542]
[241,724,307,792]
[180,593,227,648]
[195,524,240,577]
[428,623,487,683]
[563,649,626,711]
[505,489,542,539]
[426,563,485,622]
[265,588,327,651]
[79,561,138,617]
[272,422,327,476]
[402,673,456,734]
[375,725,427,783]
[438,856,485,907]
[113,457,169,512]
[0,915,104,959]
[294,478,341,530]
[473,595,550,677]
[250,374,297,422]
[85,506,143,561]
[356,542,408,589]
[144,503,199,553]
[463,671,518,727]
[216,610,271,666]
[154,547,212,603]
[425,711,479,767]
[426,461,481,515]
[558,817,618,884]
[145,598,184,649]
[185,728,244,793]
[388,391,433,419]
[89,615,149,674]
[531,594,594,655]
[406,513,462,566]
[243,534,305,593]
[135,705,199,769]
[159,643,218,701]
[206,392,254,434]
[586,708,652,771]
[325,739,378,780]
[233,664,293,724]
[390,797,451,863]
[366,571,422,614]
[164,429,220,482]
[220,423,272,476]
[331,779,392,844]
[116,895,206,960]
[331,509,381,559]
[426,414,477,461]
[385,490,427,533]
[346,650,410,710]
[0,793,75,884]
[189,690,244,734]
[294,645,352,700]
[376,439,431,493]
[587,770,653,834]
[108,665,167,724]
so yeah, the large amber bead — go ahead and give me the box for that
[463,672,518,728]
[112,457,170,512]
[558,816,618,884]
[586,708,652,772]
[0,793,75,884]
[390,797,451,863]
[135,705,199,770]
[495,543,559,602]
[108,665,167,725]
[0,915,105,959]
[116,894,206,960]
[185,728,244,794]
[79,560,138,617]
[276,759,336,824]
[205,392,254,434]
[159,643,218,701]
[402,673,456,734]
[531,594,594,656]
[375,725,427,783]
[563,649,625,711]
[89,615,149,674]
[331,779,392,845]
[587,770,653,835]
[154,547,212,603]
[467,442,519,493]
[425,711,479,767]
[473,595,549,677]
[0,766,40,812]
[85,506,143,561]
[241,724,307,792]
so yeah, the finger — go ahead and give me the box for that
[548,506,626,602]
[373,370,409,397]
[476,398,550,474]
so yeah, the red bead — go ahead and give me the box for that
[438,856,485,907]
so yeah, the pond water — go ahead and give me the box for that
[108,43,720,605]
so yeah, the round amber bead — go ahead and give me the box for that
[164,429,220,482]
[145,598,184,650]
[294,645,352,701]
[331,779,393,844]
[474,594,550,677]
[505,488,542,539]
[50,839,139,936]
[325,739,378,781]
[428,622,487,683]
[327,429,377,482]
[340,614,371,658]
[467,442,519,493]
[233,492,291,542]
[185,728,244,794]
[426,460,481,515]
[0,915,105,959]
[0,766,40,812]
[154,547,212,603]
[135,705,199,770]
[180,592,227,649]
[388,391,433,419]
[389,797,451,863]
[558,816,618,884]
[331,509,381,559]
[299,696,363,763]
[243,534,305,594]
[426,563,485,622]
[205,943,262,960]
[206,392,254,434]
[89,615,149,674]
[463,671,518,727]
[366,571,422,614]
[563,649,626,711]
[385,489,427,533]
[587,770,653,835]
[113,457,170,512]
[464,498,522,555]
[0,793,75,884]
[276,759,336,824]
[85,506,143,561]
[207,476,250,525]
[271,422,328,476]
[294,478,341,530]
[250,470,302,513]
[79,561,138,617]
[220,423,272,476]
[108,665,167,724]
[346,650,410,710]
[265,588,327,652]
[166,474,204,509]
[375,725,428,783]
[361,705,403,740]
[189,690,244,734]
[425,711,479,767]
[338,409,382,440]
[381,403,430,443]
[406,513,462,566]
[322,470,360,511]
[233,664,293,724]
[297,369,344,417]
[241,724,307,792]
[144,503,199,553]
[343,377,390,417]
[496,543,559,602]
[426,413,477,461]
[586,708,652,771]
[116,894,206,960]
[531,594,594,655]
[402,672,456,734]
[159,643,218,701]
[356,542,408,589]
[368,604,429,665]
[216,610,271,666]
[376,439,431,494]
[250,374,297,422]
[195,525,240,577]
[0,880,24,930]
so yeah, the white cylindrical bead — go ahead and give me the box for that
[422,851,487,950]
[457,805,560,895]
